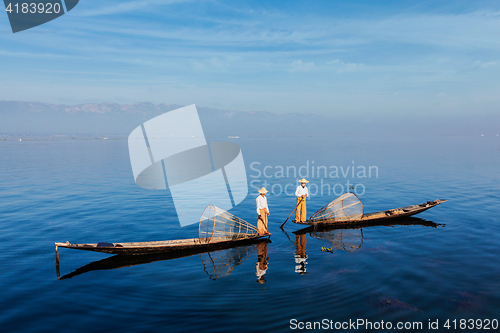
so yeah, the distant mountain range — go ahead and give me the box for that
[0,101,498,137]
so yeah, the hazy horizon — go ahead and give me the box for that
[1,100,498,137]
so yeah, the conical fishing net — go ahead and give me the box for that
[199,205,258,243]
[311,229,363,253]
[309,192,364,222]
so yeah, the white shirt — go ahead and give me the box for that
[295,185,309,197]
[256,195,269,214]
[256,262,267,277]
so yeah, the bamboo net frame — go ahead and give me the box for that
[309,192,364,222]
[199,205,258,244]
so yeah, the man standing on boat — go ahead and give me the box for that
[256,187,271,236]
[295,179,309,222]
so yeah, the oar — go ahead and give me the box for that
[280,227,296,246]
[280,197,304,229]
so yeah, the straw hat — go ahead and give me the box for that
[258,187,269,194]
[298,178,309,183]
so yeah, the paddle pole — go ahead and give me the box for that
[280,197,304,229]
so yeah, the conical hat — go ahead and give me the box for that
[298,178,309,183]
[258,187,269,194]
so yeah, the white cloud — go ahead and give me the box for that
[2,3,500,115]
[77,0,195,17]
[193,57,226,70]
[473,60,499,68]
[327,59,363,73]
[290,60,314,72]
[192,56,243,71]
[326,59,344,65]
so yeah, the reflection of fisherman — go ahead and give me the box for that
[295,234,308,274]
[256,242,269,284]
[256,187,271,236]
[295,178,309,222]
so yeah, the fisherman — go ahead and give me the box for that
[256,187,271,236]
[295,178,309,222]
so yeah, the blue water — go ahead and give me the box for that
[0,135,499,332]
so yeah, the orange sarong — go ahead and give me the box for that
[295,197,307,222]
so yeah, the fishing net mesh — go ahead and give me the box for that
[199,205,258,243]
[309,192,364,222]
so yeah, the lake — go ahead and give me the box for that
[0,135,499,332]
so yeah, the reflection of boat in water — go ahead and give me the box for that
[55,205,268,256]
[57,239,271,280]
[293,226,363,253]
[312,229,363,253]
[294,193,446,226]
[293,217,444,253]
[201,244,263,280]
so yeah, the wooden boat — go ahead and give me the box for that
[56,204,268,256]
[55,235,269,256]
[294,197,446,226]
[56,239,271,280]
[294,216,445,234]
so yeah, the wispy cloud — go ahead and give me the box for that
[326,59,363,73]
[290,60,314,72]
[2,2,500,115]
[77,0,196,17]
[0,49,90,61]
[473,60,499,68]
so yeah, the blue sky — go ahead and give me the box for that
[1,0,500,116]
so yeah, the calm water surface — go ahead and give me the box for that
[0,136,499,332]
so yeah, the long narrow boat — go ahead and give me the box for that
[55,235,269,256]
[294,193,446,226]
[56,204,268,256]
[294,216,445,234]
[57,239,271,280]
